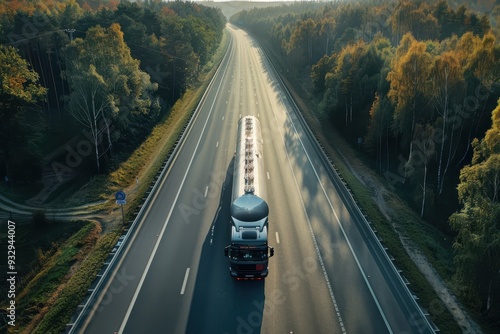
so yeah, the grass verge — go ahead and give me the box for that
[31,229,118,334]
[0,220,95,333]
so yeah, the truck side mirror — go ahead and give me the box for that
[224,246,229,257]
[269,246,274,258]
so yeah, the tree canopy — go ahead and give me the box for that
[0,44,46,182]
[450,99,500,314]
[0,0,226,178]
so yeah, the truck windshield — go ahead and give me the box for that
[231,248,267,261]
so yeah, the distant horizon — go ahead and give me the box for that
[192,0,317,2]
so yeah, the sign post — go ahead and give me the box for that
[115,191,126,225]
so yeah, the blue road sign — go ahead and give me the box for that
[115,191,126,201]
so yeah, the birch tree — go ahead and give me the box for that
[67,66,108,173]
[430,51,464,196]
[412,124,435,217]
[334,40,365,125]
[387,32,432,180]
[63,24,156,173]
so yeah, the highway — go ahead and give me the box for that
[80,24,433,334]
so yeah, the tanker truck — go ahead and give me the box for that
[224,116,274,279]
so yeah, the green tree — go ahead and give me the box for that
[63,23,157,173]
[450,98,500,314]
[58,0,83,29]
[320,15,336,56]
[365,94,393,175]
[160,14,199,102]
[0,45,46,182]
[286,18,318,66]
[311,53,336,96]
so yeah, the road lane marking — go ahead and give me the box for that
[272,91,392,333]
[180,268,190,295]
[275,232,280,244]
[275,113,347,333]
[204,186,209,198]
[210,224,216,245]
[267,172,270,180]
[210,206,221,246]
[117,49,231,333]
[216,141,219,148]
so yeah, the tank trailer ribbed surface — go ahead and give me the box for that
[224,116,274,279]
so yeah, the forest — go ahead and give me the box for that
[231,0,500,324]
[0,0,226,182]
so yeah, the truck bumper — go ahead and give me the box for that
[229,268,268,280]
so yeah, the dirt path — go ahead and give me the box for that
[0,193,107,220]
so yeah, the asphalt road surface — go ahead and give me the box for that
[81,24,433,334]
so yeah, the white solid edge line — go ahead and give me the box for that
[180,268,190,295]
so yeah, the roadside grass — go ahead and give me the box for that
[11,30,230,334]
[0,218,88,302]
[31,227,119,334]
[0,220,94,333]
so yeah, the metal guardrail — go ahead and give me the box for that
[257,38,439,333]
[65,36,232,334]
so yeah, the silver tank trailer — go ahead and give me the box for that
[231,116,268,232]
[226,116,274,279]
